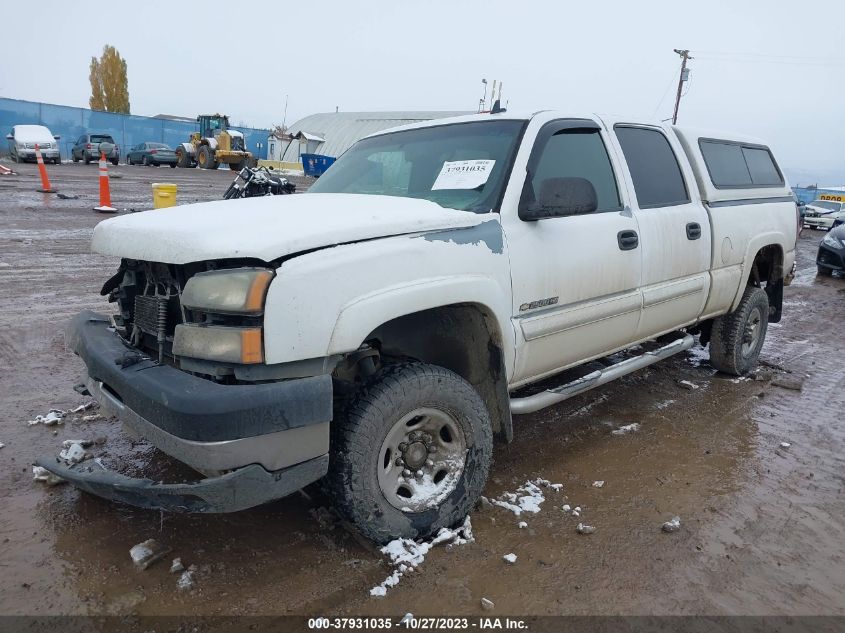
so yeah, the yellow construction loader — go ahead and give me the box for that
[175,114,255,170]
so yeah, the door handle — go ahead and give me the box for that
[617,230,639,251]
[686,222,702,240]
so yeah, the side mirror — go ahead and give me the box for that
[54,135,61,140]
[5,134,13,140]
[519,177,598,221]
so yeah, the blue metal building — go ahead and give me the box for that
[0,97,269,162]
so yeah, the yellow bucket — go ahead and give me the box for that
[151,183,177,209]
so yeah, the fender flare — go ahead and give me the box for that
[729,231,788,312]
[327,275,514,376]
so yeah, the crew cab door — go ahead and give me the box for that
[503,118,642,386]
[608,122,711,338]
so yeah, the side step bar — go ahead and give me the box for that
[510,334,695,415]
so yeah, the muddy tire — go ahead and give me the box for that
[175,147,192,168]
[817,265,832,277]
[197,145,217,170]
[327,362,493,544]
[709,285,769,376]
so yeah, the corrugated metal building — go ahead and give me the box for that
[277,111,469,162]
[793,186,845,204]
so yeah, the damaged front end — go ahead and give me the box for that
[40,257,335,513]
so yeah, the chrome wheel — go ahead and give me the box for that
[377,407,467,513]
[741,306,763,357]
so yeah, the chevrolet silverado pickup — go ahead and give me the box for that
[42,111,800,543]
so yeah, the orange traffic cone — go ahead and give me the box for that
[94,151,116,213]
[35,144,55,193]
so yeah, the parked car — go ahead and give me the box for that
[803,199,845,230]
[5,125,61,163]
[816,223,845,276]
[43,111,798,544]
[71,134,119,165]
[126,142,178,167]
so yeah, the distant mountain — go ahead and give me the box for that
[783,167,845,188]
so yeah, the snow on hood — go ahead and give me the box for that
[13,125,55,143]
[91,193,486,264]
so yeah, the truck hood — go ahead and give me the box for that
[91,193,486,264]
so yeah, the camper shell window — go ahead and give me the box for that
[699,138,784,189]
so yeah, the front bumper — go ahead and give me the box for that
[44,310,334,512]
[18,148,60,160]
[35,453,328,513]
[804,216,835,229]
[817,243,845,272]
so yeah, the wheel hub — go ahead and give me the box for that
[402,440,429,470]
[377,407,467,513]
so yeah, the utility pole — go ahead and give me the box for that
[671,49,692,125]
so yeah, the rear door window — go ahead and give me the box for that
[615,126,690,208]
[699,139,783,188]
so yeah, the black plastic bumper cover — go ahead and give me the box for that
[35,454,329,513]
[817,244,845,271]
[66,311,333,442]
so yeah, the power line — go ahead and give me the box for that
[652,66,681,118]
[694,50,844,61]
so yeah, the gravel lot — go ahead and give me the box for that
[0,162,843,623]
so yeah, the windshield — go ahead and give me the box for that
[308,120,525,213]
[809,200,842,212]
[149,143,170,150]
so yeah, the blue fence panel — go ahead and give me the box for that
[0,97,270,162]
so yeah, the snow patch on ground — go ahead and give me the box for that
[369,516,474,597]
[611,423,640,436]
[491,479,562,516]
[27,409,64,426]
[655,399,675,410]
[686,346,711,367]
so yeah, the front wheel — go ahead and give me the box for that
[197,145,217,169]
[817,265,832,277]
[327,362,493,544]
[709,285,769,376]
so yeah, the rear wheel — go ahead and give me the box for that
[327,362,493,544]
[709,285,769,376]
[83,153,91,165]
[175,147,192,168]
[143,155,150,166]
[111,158,119,166]
[169,163,176,168]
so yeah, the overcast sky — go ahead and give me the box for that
[3,0,843,182]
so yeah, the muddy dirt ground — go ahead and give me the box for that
[1,162,843,624]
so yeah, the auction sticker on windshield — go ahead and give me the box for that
[431,160,495,190]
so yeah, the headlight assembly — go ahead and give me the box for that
[182,267,274,314]
[822,233,844,250]
[173,324,263,364]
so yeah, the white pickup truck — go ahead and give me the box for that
[44,111,799,543]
